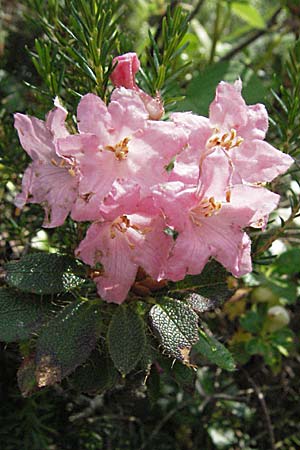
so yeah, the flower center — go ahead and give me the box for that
[110,215,130,238]
[51,157,77,177]
[105,137,130,160]
[206,128,243,151]
[110,215,151,247]
[190,197,222,226]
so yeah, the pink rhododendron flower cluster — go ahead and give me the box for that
[14,53,293,304]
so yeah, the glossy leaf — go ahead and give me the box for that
[5,253,85,295]
[149,298,199,363]
[194,329,236,371]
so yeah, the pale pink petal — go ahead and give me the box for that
[203,215,252,276]
[14,164,35,208]
[238,103,268,140]
[77,93,112,141]
[14,113,55,162]
[16,160,78,227]
[109,88,148,137]
[99,180,141,220]
[171,112,210,150]
[152,182,195,231]
[197,148,232,201]
[130,215,173,280]
[170,113,211,184]
[127,121,188,193]
[45,98,69,139]
[76,222,138,304]
[225,184,280,227]
[162,222,211,281]
[231,140,294,183]
[209,81,248,130]
[57,134,117,221]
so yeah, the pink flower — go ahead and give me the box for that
[14,99,78,227]
[153,151,280,281]
[171,80,293,185]
[57,89,187,221]
[208,80,294,183]
[110,52,164,120]
[76,185,172,303]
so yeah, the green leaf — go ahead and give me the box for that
[149,298,199,362]
[0,288,52,342]
[107,305,146,375]
[231,2,266,29]
[178,61,230,115]
[240,310,265,333]
[170,261,232,311]
[70,350,118,394]
[194,329,236,371]
[5,253,85,295]
[264,277,297,304]
[245,337,270,356]
[35,299,102,387]
[270,327,295,353]
[177,61,268,116]
[274,248,300,275]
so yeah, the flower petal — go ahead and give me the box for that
[14,113,55,162]
[162,222,211,281]
[231,140,294,183]
[77,93,112,141]
[45,98,69,139]
[76,222,138,304]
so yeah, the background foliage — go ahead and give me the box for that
[1,0,300,449]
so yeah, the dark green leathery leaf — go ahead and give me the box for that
[149,298,199,363]
[107,305,146,375]
[5,253,85,295]
[35,299,102,387]
[0,287,53,342]
[70,350,118,394]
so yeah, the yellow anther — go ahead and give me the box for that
[190,197,222,226]
[105,137,130,160]
[207,128,243,151]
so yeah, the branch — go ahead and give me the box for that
[220,8,282,62]
[188,0,205,21]
[243,370,276,450]
[253,200,300,257]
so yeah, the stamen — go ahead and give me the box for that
[190,197,222,226]
[207,128,243,151]
[105,137,130,160]
[51,158,58,166]
[68,168,76,177]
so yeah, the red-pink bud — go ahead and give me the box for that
[110,52,140,89]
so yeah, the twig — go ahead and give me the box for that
[188,0,205,21]
[209,1,222,64]
[253,201,300,256]
[220,8,282,62]
[138,400,191,450]
[153,0,180,43]
[243,369,276,450]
